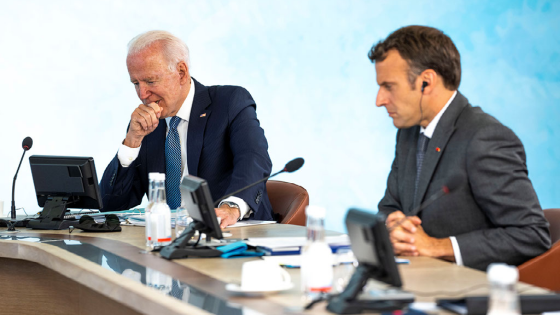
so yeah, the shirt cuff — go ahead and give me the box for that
[221,196,251,220]
[449,236,464,266]
[117,143,141,167]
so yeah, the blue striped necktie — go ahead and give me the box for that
[165,116,182,210]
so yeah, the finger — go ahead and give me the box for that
[387,210,405,220]
[146,102,162,118]
[132,105,157,130]
[390,229,415,244]
[220,217,234,229]
[214,209,228,228]
[217,215,227,229]
[386,211,405,224]
[409,216,422,225]
[399,250,419,257]
[132,111,149,131]
[145,102,162,122]
[136,105,158,130]
[400,220,418,233]
[392,242,417,254]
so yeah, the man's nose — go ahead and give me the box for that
[137,83,151,101]
[376,89,387,107]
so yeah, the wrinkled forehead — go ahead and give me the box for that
[127,49,171,80]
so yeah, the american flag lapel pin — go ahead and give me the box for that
[200,113,206,118]
[436,147,441,152]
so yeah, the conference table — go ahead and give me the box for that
[0,223,548,315]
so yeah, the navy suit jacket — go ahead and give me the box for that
[100,78,274,220]
[378,92,550,271]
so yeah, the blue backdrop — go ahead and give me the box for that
[0,0,558,233]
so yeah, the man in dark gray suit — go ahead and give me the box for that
[370,25,550,271]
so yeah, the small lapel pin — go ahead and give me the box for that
[200,113,206,118]
[436,147,441,152]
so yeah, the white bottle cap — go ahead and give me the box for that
[487,263,518,285]
[306,205,326,218]
[156,173,166,181]
[148,172,160,180]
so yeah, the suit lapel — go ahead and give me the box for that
[412,92,469,214]
[186,78,212,177]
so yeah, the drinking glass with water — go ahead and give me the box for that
[175,207,192,237]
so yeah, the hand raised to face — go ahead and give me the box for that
[123,102,162,148]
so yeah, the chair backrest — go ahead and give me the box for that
[544,208,560,244]
[266,180,309,226]
[518,242,560,291]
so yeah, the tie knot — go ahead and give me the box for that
[170,116,181,130]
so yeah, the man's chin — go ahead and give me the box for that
[392,120,414,129]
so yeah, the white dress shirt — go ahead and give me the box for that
[418,91,464,266]
[117,78,250,219]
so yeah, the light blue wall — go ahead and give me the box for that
[0,0,558,233]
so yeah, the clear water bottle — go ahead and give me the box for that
[150,173,172,247]
[175,207,192,237]
[145,172,159,248]
[301,205,333,301]
[486,263,521,315]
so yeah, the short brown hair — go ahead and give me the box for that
[368,25,461,90]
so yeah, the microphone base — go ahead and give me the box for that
[0,219,29,228]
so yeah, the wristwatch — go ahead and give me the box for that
[219,201,241,220]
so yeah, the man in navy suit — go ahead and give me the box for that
[100,30,273,228]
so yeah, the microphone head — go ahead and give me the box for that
[443,174,463,193]
[284,158,304,173]
[22,137,33,151]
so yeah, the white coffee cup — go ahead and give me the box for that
[240,260,291,291]
[0,201,5,217]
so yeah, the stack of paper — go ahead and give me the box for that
[246,235,351,256]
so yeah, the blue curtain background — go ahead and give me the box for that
[0,0,558,233]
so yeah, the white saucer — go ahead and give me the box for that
[225,282,294,296]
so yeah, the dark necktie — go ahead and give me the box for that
[165,116,182,209]
[414,133,430,203]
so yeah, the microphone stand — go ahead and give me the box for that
[213,168,286,206]
[8,149,29,231]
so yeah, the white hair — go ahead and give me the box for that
[127,30,190,71]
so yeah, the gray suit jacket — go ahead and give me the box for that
[378,91,550,271]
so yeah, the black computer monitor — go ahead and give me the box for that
[27,155,103,230]
[345,208,402,287]
[327,208,413,313]
[159,175,224,259]
[179,175,223,240]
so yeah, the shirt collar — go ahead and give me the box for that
[166,78,195,125]
[420,90,457,138]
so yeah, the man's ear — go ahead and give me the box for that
[420,69,437,94]
[177,61,190,84]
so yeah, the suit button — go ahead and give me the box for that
[255,191,262,204]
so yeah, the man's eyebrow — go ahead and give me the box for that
[130,76,158,83]
[378,81,395,86]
